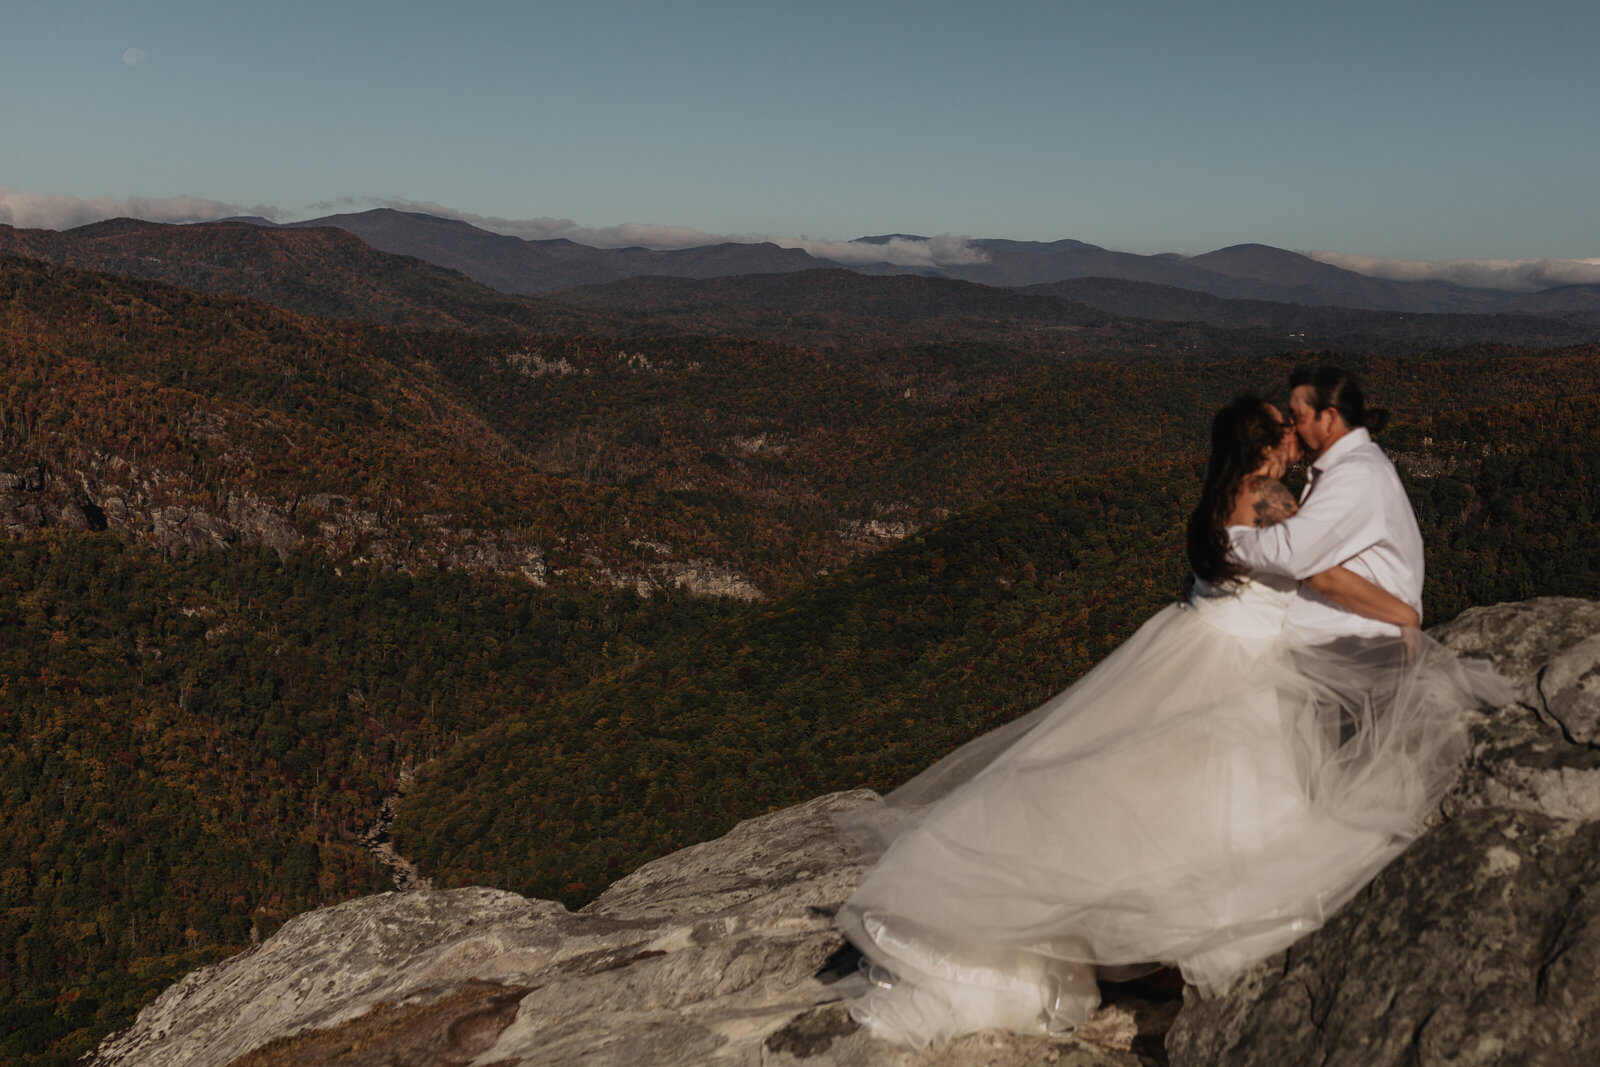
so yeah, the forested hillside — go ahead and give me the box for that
[0,220,594,335]
[2,239,1599,1065]
[0,538,731,1062]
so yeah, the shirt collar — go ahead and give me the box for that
[1309,426,1371,477]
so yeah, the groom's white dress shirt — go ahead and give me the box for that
[1229,427,1425,644]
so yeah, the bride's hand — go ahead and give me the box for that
[1274,425,1302,469]
[1261,433,1299,481]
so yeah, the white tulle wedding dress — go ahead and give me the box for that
[836,570,1512,1048]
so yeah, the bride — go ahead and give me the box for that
[835,395,1510,1048]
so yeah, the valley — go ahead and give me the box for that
[1,220,1598,1064]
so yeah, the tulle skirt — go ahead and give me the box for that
[835,598,1513,1048]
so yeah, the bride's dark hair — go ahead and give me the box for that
[1187,394,1288,587]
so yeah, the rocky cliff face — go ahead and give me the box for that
[87,598,1600,1067]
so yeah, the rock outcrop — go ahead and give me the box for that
[85,792,1154,1067]
[1165,807,1600,1066]
[1429,597,1600,822]
[87,598,1600,1066]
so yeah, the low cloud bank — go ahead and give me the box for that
[1306,250,1600,292]
[790,234,989,267]
[0,186,279,231]
[376,198,989,268]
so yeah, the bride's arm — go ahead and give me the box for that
[1228,476,1298,527]
[1303,567,1420,628]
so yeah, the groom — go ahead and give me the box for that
[1230,365,1424,644]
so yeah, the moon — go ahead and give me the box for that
[123,48,146,67]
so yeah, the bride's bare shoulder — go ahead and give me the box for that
[1233,475,1298,527]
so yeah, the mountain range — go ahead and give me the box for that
[231,209,1600,318]
[6,214,1600,352]
[283,210,819,293]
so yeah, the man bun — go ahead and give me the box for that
[1289,365,1389,433]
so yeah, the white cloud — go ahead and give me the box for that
[373,198,989,268]
[782,233,990,268]
[1305,250,1600,293]
[0,186,281,231]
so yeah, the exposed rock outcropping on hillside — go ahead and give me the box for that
[0,458,786,599]
[88,598,1600,1066]
[0,455,562,582]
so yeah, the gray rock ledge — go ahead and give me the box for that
[85,790,1147,1067]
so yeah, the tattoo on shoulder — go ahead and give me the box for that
[1251,479,1299,527]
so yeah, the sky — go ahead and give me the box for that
[3,0,1598,284]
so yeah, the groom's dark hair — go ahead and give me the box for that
[1290,365,1389,433]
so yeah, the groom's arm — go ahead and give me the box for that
[1229,465,1385,580]
[1303,567,1419,628]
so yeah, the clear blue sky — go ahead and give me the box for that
[3,0,1597,260]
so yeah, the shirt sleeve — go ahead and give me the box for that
[1228,461,1387,580]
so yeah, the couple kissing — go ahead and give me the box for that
[833,365,1514,1048]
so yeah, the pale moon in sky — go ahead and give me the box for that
[123,48,146,67]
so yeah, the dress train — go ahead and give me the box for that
[836,575,1513,1048]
